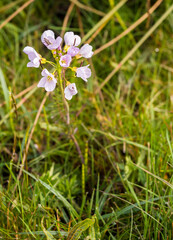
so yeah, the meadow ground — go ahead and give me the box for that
[0,0,173,239]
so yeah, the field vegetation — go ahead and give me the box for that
[0,0,173,239]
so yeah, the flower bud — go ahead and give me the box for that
[41,58,46,64]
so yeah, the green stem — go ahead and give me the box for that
[46,60,57,68]
[57,67,70,125]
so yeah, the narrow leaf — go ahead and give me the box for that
[67,218,95,240]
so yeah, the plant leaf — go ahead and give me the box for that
[67,218,95,240]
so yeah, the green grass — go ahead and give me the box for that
[1,0,173,239]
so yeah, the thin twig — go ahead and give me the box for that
[0,83,37,108]
[76,7,85,38]
[94,0,172,94]
[0,0,34,30]
[82,0,127,43]
[146,0,151,28]
[94,0,163,56]
[14,83,37,99]
[0,0,23,13]
[70,0,105,17]
[86,21,107,44]
[60,2,75,38]
[160,64,173,73]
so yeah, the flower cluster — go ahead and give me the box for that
[23,30,93,100]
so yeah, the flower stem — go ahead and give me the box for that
[57,67,70,125]
[46,60,57,68]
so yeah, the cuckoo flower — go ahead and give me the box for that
[67,46,79,57]
[59,54,72,68]
[23,30,93,102]
[76,65,91,82]
[23,46,41,68]
[64,32,81,47]
[78,44,93,58]
[64,83,78,100]
[37,69,57,92]
[41,30,62,50]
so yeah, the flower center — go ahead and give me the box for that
[61,60,66,64]
[47,76,52,81]
[64,45,70,52]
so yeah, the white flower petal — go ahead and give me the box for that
[76,65,91,82]
[28,52,37,61]
[45,81,56,92]
[52,76,57,83]
[27,62,35,67]
[27,61,39,68]
[41,69,50,77]
[79,44,93,58]
[55,36,62,45]
[74,35,81,46]
[64,89,73,100]
[64,32,74,46]
[23,46,41,68]
[23,46,35,55]
[33,57,40,65]
[64,83,78,100]
[37,77,47,88]
[41,30,55,46]
[64,32,81,46]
